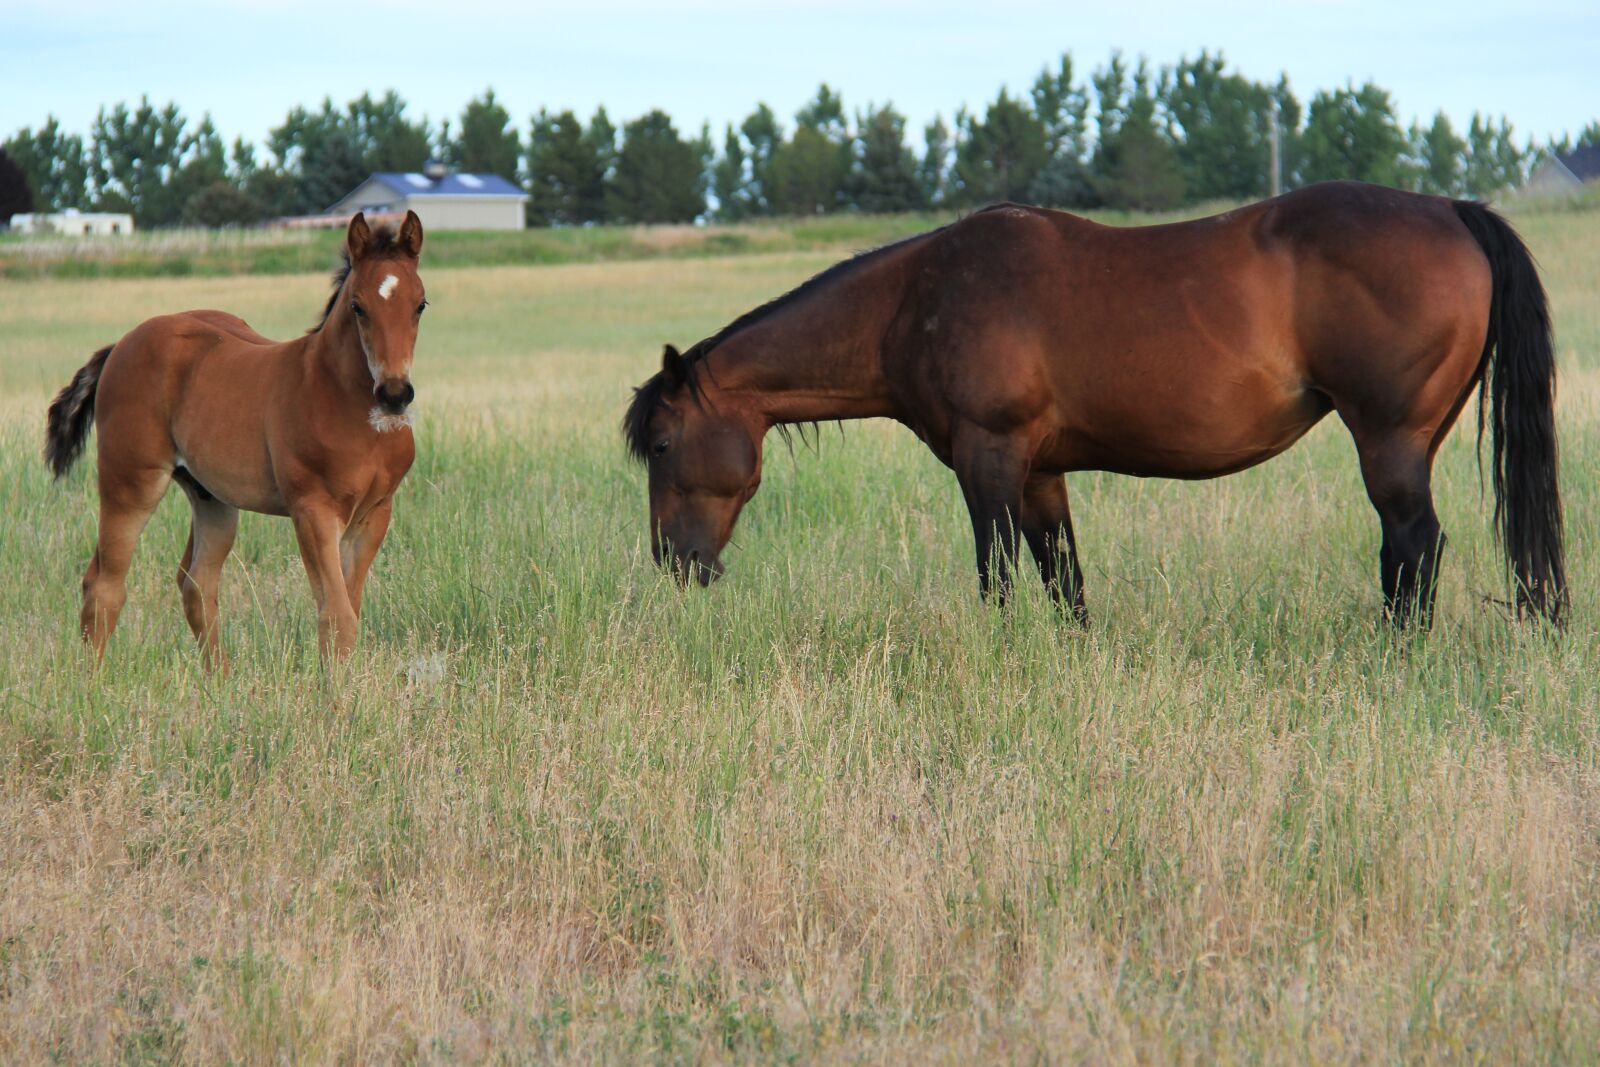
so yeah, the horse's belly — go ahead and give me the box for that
[1045,373,1330,479]
[175,451,288,514]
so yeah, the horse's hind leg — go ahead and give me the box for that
[176,487,239,671]
[1021,473,1089,624]
[80,466,170,659]
[1354,438,1445,627]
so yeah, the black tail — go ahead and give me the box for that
[1454,200,1567,626]
[45,344,114,480]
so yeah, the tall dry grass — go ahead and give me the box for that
[2,201,1600,1063]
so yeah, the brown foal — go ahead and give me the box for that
[627,182,1565,628]
[46,211,427,666]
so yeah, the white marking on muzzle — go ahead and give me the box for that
[378,274,399,300]
[368,407,415,433]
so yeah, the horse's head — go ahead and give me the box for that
[345,210,426,421]
[624,344,763,586]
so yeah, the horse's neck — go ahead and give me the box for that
[707,251,914,427]
[305,311,370,401]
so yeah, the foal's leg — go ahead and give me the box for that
[80,466,170,659]
[340,497,394,620]
[1355,439,1445,627]
[953,428,1031,604]
[290,500,359,659]
[176,489,239,671]
[1020,473,1089,625]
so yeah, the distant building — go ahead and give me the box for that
[11,209,135,236]
[1523,145,1600,196]
[326,162,528,231]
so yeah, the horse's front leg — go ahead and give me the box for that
[291,498,359,659]
[1021,472,1090,625]
[953,426,1031,604]
[340,497,394,621]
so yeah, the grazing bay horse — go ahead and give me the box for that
[625,182,1565,628]
[46,211,428,665]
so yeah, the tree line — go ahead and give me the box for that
[4,50,1598,230]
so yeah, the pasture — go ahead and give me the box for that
[2,200,1600,1063]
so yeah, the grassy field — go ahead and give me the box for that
[0,203,1248,282]
[3,197,1600,1063]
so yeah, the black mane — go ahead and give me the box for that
[310,221,406,333]
[622,226,944,461]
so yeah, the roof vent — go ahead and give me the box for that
[424,158,448,181]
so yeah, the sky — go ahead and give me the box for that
[5,0,1597,154]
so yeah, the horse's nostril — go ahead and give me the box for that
[374,380,414,412]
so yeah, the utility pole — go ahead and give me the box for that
[1268,97,1282,197]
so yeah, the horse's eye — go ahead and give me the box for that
[351,301,366,318]
[651,439,670,457]
[417,300,428,316]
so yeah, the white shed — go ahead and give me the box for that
[328,169,528,231]
[11,209,135,236]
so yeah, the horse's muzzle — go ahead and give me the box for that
[655,541,724,587]
[374,378,415,414]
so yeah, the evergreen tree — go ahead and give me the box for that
[712,124,752,221]
[1162,50,1272,201]
[169,115,230,216]
[849,103,922,213]
[953,89,1049,205]
[526,109,604,226]
[89,98,193,226]
[769,84,852,215]
[606,110,706,223]
[268,99,371,213]
[739,104,783,216]
[3,116,88,211]
[0,149,33,223]
[1027,55,1094,207]
[265,92,431,214]
[1463,113,1526,196]
[1093,59,1185,210]
[1411,112,1467,195]
[918,116,951,207]
[346,91,432,172]
[1300,83,1409,187]
[454,89,520,179]
[1270,76,1305,190]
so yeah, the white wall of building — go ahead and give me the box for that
[11,211,135,236]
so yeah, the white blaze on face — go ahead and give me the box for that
[378,274,399,300]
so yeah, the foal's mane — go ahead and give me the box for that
[310,222,407,333]
[622,226,945,461]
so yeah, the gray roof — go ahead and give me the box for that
[1556,145,1600,182]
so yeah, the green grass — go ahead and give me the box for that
[0,202,1250,281]
[1,201,1599,1062]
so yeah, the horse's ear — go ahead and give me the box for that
[661,344,688,385]
[346,212,373,260]
[399,209,424,259]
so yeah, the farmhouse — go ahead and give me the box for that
[1523,144,1600,196]
[10,209,135,236]
[328,164,528,231]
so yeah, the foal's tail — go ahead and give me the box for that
[1453,200,1566,626]
[45,344,114,479]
